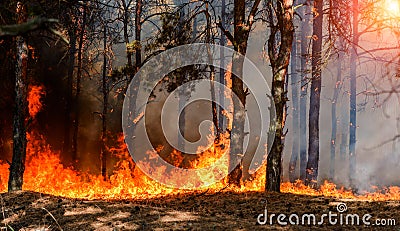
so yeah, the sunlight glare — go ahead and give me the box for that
[385,0,400,17]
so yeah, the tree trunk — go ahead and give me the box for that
[176,1,186,152]
[289,33,299,183]
[63,22,76,160]
[305,0,323,188]
[218,0,226,134]
[266,0,294,192]
[72,4,87,163]
[8,2,29,192]
[299,0,310,182]
[205,2,219,141]
[228,0,261,186]
[135,0,142,72]
[101,26,108,179]
[339,90,348,161]
[329,49,343,181]
[122,0,133,75]
[349,0,359,187]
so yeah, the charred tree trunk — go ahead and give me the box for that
[266,0,294,192]
[125,0,142,168]
[121,0,133,77]
[349,0,359,187]
[299,0,310,182]
[205,2,219,141]
[72,4,87,162]
[305,0,323,188]
[63,20,76,160]
[228,0,261,187]
[8,1,29,192]
[289,33,300,183]
[135,0,142,73]
[101,26,108,179]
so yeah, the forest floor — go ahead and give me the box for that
[0,190,399,231]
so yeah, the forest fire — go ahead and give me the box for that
[0,84,398,202]
[0,131,399,201]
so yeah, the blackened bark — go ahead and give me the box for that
[266,0,294,192]
[305,0,323,188]
[228,0,261,186]
[135,0,142,72]
[121,0,133,75]
[205,2,219,141]
[72,4,87,162]
[101,26,108,179]
[63,22,76,159]
[8,2,28,192]
[289,33,299,183]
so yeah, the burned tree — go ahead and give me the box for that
[8,1,29,192]
[218,0,262,186]
[305,0,323,188]
[265,0,295,192]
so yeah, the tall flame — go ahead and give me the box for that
[28,85,45,118]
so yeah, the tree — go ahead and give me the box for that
[299,0,311,181]
[289,29,300,183]
[218,0,262,186]
[305,0,323,188]
[8,1,29,192]
[72,3,88,162]
[348,0,358,187]
[63,5,77,161]
[266,0,295,192]
[218,0,227,135]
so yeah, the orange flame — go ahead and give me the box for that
[0,130,399,201]
[28,85,45,118]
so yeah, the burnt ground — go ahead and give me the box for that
[0,191,399,230]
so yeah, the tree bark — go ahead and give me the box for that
[135,0,142,72]
[218,0,226,134]
[266,0,294,192]
[289,32,299,183]
[206,2,219,142]
[72,4,87,163]
[228,0,261,186]
[121,0,133,76]
[101,25,108,179]
[63,19,76,160]
[299,0,311,182]
[349,0,359,187]
[305,0,323,188]
[329,48,343,181]
[8,1,29,192]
